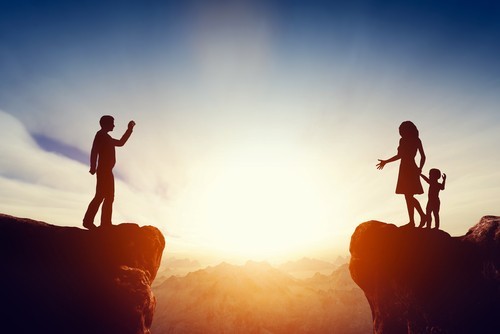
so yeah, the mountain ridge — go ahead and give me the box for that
[152,260,371,333]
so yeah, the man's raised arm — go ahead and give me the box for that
[114,120,136,147]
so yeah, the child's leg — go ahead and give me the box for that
[434,202,440,229]
[424,203,432,228]
[433,212,439,229]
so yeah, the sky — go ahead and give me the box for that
[1,0,500,264]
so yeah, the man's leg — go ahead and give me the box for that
[100,170,115,226]
[83,174,105,229]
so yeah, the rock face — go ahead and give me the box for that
[349,216,499,334]
[0,213,165,334]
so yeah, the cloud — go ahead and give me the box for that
[2,3,500,262]
[0,110,91,221]
[0,111,88,190]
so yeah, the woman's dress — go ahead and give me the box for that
[395,138,423,195]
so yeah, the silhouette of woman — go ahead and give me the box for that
[376,121,426,227]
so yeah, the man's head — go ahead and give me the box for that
[100,115,115,132]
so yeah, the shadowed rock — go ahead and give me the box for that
[0,213,165,334]
[349,216,499,334]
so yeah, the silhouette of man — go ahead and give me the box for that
[83,116,135,229]
[420,169,446,229]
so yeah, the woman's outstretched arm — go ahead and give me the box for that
[376,154,400,170]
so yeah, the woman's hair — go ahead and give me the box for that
[399,121,419,139]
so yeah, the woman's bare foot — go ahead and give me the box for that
[418,215,427,228]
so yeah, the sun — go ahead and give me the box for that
[176,144,341,261]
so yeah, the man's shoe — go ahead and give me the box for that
[83,220,97,230]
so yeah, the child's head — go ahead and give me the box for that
[399,121,419,139]
[429,168,441,180]
[99,115,115,132]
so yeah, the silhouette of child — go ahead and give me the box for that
[420,169,446,229]
[83,116,135,229]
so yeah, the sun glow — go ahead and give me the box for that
[176,143,341,260]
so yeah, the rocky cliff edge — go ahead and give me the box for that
[349,216,499,334]
[0,213,165,334]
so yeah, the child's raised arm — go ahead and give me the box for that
[441,173,446,190]
[420,173,430,184]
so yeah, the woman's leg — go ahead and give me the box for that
[413,197,425,227]
[404,194,415,226]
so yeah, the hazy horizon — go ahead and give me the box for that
[2,1,500,263]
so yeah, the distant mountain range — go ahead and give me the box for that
[278,257,336,272]
[151,261,371,334]
[155,257,203,283]
[156,256,350,281]
[277,256,349,278]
